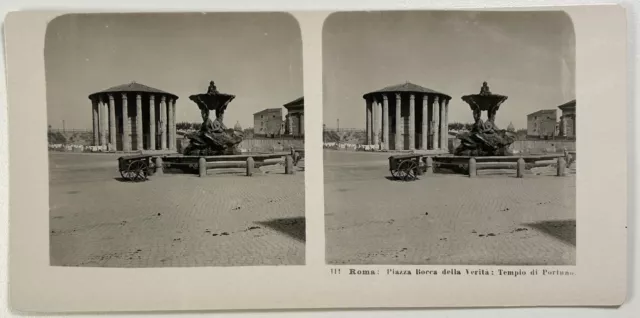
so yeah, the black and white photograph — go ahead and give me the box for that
[46,12,305,267]
[323,11,577,265]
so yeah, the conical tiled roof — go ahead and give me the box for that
[89,81,178,99]
[363,82,451,99]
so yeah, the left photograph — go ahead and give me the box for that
[46,13,305,267]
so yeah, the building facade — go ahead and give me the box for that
[362,82,451,151]
[284,97,304,137]
[88,82,178,152]
[526,109,557,138]
[558,99,576,138]
[253,108,283,136]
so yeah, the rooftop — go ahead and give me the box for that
[558,99,576,110]
[254,108,282,116]
[284,97,304,109]
[363,82,451,99]
[527,109,557,117]
[88,81,178,100]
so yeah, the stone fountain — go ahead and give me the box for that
[182,81,244,155]
[454,82,516,156]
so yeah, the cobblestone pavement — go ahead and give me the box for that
[324,150,576,265]
[49,152,305,267]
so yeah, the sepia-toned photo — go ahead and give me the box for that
[323,11,577,265]
[46,12,305,267]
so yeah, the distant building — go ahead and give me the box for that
[527,109,557,138]
[558,99,576,138]
[253,108,283,136]
[284,97,304,137]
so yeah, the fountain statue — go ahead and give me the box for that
[454,82,516,156]
[182,81,244,155]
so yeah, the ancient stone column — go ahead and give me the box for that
[372,98,380,147]
[409,94,415,150]
[439,97,446,150]
[149,94,156,150]
[160,96,167,150]
[382,95,389,150]
[91,97,99,146]
[432,96,440,150]
[395,93,402,150]
[300,113,304,136]
[122,93,131,152]
[288,112,294,135]
[108,94,116,150]
[135,94,143,151]
[421,94,428,150]
[100,97,107,146]
[171,98,177,150]
[444,99,449,151]
[166,98,172,150]
[365,98,372,144]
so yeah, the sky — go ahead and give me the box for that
[45,12,303,130]
[322,11,576,130]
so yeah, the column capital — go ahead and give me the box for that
[395,92,401,100]
[382,94,389,101]
[409,93,415,101]
[422,94,428,101]
[433,95,439,103]
[160,95,166,102]
[136,93,142,100]
[121,92,128,100]
[108,94,115,101]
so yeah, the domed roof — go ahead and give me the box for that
[234,121,242,131]
[88,81,178,100]
[363,82,451,100]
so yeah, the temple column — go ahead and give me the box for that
[443,99,449,151]
[135,94,143,151]
[99,97,108,146]
[91,97,99,146]
[288,113,294,135]
[365,98,372,144]
[108,94,116,150]
[300,113,304,136]
[166,98,172,150]
[439,97,446,150]
[171,98,177,150]
[432,96,440,150]
[160,96,167,150]
[395,93,402,150]
[421,94,428,150]
[372,98,380,147]
[408,94,415,150]
[122,93,131,152]
[149,94,156,150]
[382,95,389,150]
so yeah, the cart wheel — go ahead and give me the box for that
[398,160,418,181]
[120,169,134,181]
[128,160,148,182]
[390,168,399,179]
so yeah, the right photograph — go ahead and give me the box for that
[323,11,576,265]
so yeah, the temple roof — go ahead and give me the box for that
[363,82,451,100]
[284,97,304,109]
[88,81,178,100]
[557,99,576,110]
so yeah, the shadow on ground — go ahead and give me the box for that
[525,219,576,246]
[257,217,305,243]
